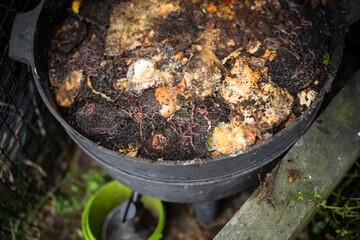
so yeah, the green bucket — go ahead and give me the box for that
[81,181,165,240]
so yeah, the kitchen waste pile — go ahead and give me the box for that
[48,0,330,160]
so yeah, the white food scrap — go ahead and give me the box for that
[127,58,166,94]
[220,59,260,105]
[247,40,262,55]
[207,121,256,155]
[297,88,317,108]
[256,82,294,130]
[220,54,294,133]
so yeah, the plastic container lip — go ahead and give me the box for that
[81,181,165,240]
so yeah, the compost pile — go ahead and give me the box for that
[48,0,330,161]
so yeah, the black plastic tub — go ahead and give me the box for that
[9,0,360,202]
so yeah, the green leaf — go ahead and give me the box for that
[70,184,79,193]
[335,228,348,237]
[312,220,328,234]
[323,52,330,67]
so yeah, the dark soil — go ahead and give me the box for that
[48,0,330,161]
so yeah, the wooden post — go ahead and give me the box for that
[214,71,360,240]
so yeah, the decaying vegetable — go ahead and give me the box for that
[154,85,176,118]
[56,70,84,108]
[105,0,180,56]
[118,143,139,157]
[297,88,317,108]
[207,121,256,155]
[221,54,294,133]
[48,0,329,160]
[127,59,164,94]
[71,0,82,14]
[151,131,168,153]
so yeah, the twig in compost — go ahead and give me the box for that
[86,75,115,102]
[257,161,282,209]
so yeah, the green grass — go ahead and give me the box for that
[292,161,360,238]
[55,169,109,213]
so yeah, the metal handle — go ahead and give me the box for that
[9,0,46,66]
[122,191,142,222]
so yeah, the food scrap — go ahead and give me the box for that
[48,0,330,160]
[288,169,301,184]
[56,70,84,108]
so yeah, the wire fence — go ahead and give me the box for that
[0,0,72,238]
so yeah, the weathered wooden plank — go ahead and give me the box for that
[214,71,360,240]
